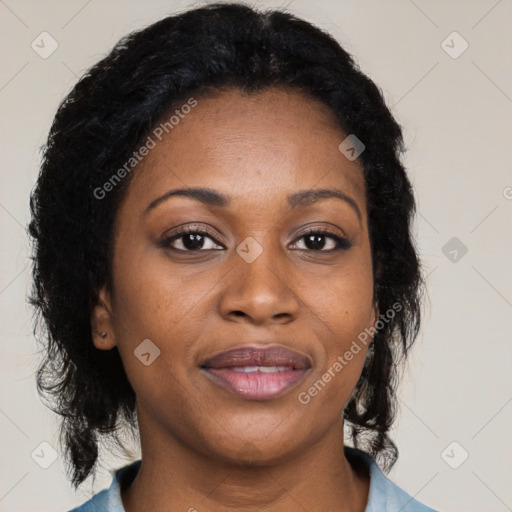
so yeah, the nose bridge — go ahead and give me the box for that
[219,235,299,324]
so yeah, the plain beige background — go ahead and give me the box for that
[1,0,511,511]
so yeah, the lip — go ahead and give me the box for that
[200,345,312,401]
[202,345,311,369]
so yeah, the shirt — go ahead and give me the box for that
[68,448,438,511]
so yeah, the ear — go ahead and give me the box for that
[91,287,117,350]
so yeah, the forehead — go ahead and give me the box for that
[124,87,366,214]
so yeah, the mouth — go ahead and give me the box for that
[200,345,312,401]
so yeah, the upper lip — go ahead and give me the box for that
[201,345,312,370]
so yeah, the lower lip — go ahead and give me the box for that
[202,367,308,400]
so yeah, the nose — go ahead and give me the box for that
[218,243,300,326]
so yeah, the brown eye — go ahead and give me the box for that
[291,230,353,251]
[161,227,224,251]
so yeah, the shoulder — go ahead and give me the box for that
[67,488,110,511]
[346,447,439,512]
[66,460,141,512]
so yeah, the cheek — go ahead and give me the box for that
[299,259,374,400]
[108,245,222,387]
[111,239,212,336]
[304,256,375,341]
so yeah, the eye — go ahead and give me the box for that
[160,226,224,251]
[160,225,353,253]
[291,229,353,251]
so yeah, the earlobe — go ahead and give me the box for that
[91,287,116,350]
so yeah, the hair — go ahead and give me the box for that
[28,1,422,489]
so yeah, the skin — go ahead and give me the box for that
[92,87,378,512]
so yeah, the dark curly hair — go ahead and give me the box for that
[28,1,422,489]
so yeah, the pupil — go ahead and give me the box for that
[184,233,204,250]
[306,234,325,250]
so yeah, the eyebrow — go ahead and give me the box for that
[144,186,362,221]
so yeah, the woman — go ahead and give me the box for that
[29,2,436,511]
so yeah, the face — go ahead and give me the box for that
[92,87,377,465]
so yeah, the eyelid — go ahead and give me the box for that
[162,223,223,241]
[292,223,348,239]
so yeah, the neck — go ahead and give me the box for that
[122,412,369,512]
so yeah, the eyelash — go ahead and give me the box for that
[160,225,353,252]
